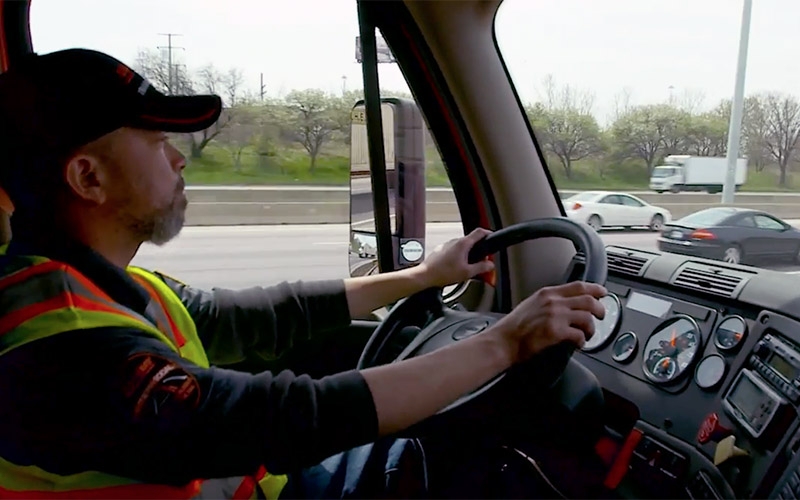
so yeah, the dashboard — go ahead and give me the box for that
[565,244,800,499]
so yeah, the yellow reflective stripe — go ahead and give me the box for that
[0,455,137,491]
[0,307,175,357]
[127,266,210,368]
[259,474,289,500]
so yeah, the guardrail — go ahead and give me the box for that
[183,186,800,226]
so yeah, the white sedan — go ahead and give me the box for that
[563,191,671,231]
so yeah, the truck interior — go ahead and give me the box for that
[3,0,800,498]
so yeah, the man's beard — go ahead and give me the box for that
[147,193,187,245]
[124,185,188,246]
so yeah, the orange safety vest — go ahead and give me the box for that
[0,248,288,499]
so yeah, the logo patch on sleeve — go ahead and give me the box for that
[121,353,201,422]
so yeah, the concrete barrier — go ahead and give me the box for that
[183,186,800,226]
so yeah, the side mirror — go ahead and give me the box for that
[348,98,426,277]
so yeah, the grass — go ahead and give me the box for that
[182,144,455,187]
[180,144,800,192]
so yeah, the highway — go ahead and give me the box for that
[131,222,800,290]
[182,187,800,225]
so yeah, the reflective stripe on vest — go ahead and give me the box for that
[0,249,286,499]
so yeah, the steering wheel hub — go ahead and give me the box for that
[452,319,492,340]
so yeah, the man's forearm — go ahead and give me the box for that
[344,266,431,318]
[360,324,513,436]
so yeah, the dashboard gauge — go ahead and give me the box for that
[714,316,747,352]
[581,294,622,352]
[695,354,727,390]
[612,331,638,363]
[642,315,702,384]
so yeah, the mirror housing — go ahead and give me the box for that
[349,98,426,277]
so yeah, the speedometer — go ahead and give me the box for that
[642,315,702,384]
[581,293,621,352]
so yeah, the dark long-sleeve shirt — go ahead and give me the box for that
[0,237,378,485]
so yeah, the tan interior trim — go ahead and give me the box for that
[404,0,575,304]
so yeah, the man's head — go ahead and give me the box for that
[0,48,222,247]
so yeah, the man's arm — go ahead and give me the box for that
[156,229,494,365]
[159,275,352,365]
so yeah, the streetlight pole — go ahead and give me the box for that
[722,0,752,204]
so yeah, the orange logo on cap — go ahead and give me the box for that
[116,64,135,84]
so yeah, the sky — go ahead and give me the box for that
[28,0,800,124]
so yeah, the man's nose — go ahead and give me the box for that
[166,142,187,171]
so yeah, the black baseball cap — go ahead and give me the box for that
[0,48,223,162]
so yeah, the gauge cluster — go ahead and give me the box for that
[577,286,752,393]
[561,258,796,500]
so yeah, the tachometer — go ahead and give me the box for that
[714,316,747,352]
[582,293,622,352]
[642,315,701,384]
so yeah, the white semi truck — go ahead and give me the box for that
[649,155,747,193]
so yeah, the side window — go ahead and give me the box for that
[620,196,644,207]
[735,216,756,228]
[30,3,460,290]
[600,195,621,205]
[348,31,462,279]
[754,215,785,231]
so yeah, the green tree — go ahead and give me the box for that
[611,104,688,174]
[284,89,341,171]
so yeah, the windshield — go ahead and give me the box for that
[651,168,673,178]
[496,0,800,271]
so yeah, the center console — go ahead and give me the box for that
[723,331,799,445]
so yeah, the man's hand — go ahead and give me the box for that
[344,228,494,318]
[490,281,607,364]
[415,228,495,289]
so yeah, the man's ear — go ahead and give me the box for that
[63,152,108,205]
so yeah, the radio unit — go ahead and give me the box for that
[723,369,790,439]
[750,333,800,403]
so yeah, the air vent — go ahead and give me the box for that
[671,262,753,298]
[572,246,655,277]
[606,248,652,277]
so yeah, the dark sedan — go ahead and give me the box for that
[657,207,800,265]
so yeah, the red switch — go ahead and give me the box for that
[697,413,733,444]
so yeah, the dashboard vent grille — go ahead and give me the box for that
[572,246,655,277]
[671,262,753,298]
[607,250,650,276]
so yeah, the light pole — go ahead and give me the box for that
[722,0,753,204]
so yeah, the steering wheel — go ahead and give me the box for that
[356,216,607,425]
